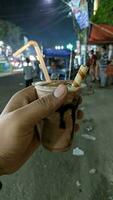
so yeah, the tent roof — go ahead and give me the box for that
[88,24,113,44]
[43,48,71,58]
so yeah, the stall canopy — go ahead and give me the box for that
[43,48,71,58]
[88,24,113,44]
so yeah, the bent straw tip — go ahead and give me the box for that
[72,65,88,87]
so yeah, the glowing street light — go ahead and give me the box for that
[55,46,58,50]
[57,46,61,50]
[0,41,4,47]
[66,43,73,51]
[61,46,64,49]
[29,55,36,61]
[94,0,99,15]
[55,45,64,50]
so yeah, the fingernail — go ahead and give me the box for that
[54,85,65,98]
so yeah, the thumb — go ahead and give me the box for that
[15,84,68,127]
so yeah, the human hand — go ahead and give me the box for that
[0,85,83,175]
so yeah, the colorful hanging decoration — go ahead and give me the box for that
[69,0,89,30]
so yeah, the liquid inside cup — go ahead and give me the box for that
[34,80,78,97]
[34,80,81,152]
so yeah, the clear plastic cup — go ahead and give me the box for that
[34,80,81,152]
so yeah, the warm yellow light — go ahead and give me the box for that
[93,0,99,15]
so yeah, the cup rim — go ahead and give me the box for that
[33,81,86,92]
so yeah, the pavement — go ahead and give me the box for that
[0,74,113,200]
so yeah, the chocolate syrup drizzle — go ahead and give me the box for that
[57,97,80,139]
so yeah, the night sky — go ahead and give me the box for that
[0,0,76,48]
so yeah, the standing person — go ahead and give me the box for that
[23,57,34,87]
[70,51,77,80]
[99,46,108,88]
[50,59,59,80]
[88,50,97,82]
[95,49,101,81]
[34,60,41,81]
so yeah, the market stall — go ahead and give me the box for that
[88,23,113,78]
[43,48,71,80]
[88,23,113,44]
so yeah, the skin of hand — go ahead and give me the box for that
[0,85,83,175]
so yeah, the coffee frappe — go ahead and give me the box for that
[34,66,88,152]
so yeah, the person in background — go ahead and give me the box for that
[105,59,113,86]
[23,57,34,87]
[34,60,41,81]
[99,46,108,88]
[70,51,77,80]
[95,48,101,81]
[88,50,97,82]
[50,59,59,80]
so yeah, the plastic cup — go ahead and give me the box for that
[34,80,81,152]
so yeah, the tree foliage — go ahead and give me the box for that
[0,20,23,50]
[91,0,113,25]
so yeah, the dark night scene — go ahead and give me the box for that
[0,0,113,199]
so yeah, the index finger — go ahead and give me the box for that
[1,86,37,115]
[13,85,81,128]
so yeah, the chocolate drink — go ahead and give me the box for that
[35,80,81,152]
